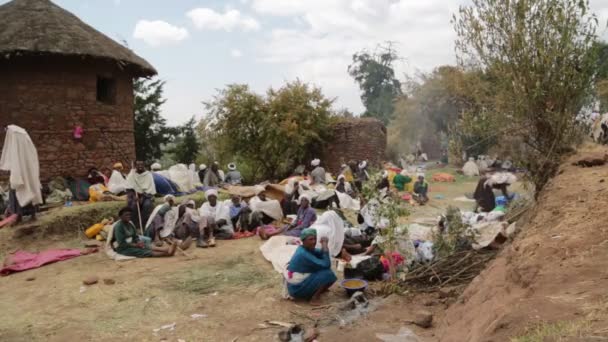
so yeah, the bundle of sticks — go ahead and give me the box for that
[400,250,498,291]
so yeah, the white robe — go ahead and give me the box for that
[310,211,345,258]
[199,200,232,228]
[126,170,156,195]
[0,125,42,206]
[250,196,284,221]
[108,170,128,194]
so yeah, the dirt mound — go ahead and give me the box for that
[436,146,608,341]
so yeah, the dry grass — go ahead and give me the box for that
[168,256,276,295]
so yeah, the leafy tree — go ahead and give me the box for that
[171,116,200,164]
[133,78,173,164]
[454,0,599,194]
[348,42,403,124]
[205,80,334,181]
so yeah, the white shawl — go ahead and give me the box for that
[311,211,345,258]
[199,200,232,226]
[126,170,156,195]
[108,170,128,194]
[250,196,284,221]
[0,125,42,206]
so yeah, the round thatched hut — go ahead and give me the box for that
[0,0,156,181]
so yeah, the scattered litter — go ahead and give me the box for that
[434,194,445,200]
[211,292,219,296]
[551,235,562,239]
[153,322,176,333]
[376,327,420,342]
[79,286,86,293]
[190,313,207,319]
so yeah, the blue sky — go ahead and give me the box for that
[4,0,608,125]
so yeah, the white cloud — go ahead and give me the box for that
[187,8,261,32]
[231,49,243,58]
[251,0,460,113]
[133,20,189,47]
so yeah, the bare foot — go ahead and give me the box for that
[168,242,178,256]
[180,237,193,250]
[309,298,323,306]
[340,248,352,262]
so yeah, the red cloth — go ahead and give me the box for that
[232,231,256,239]
[0,214,18,229]
[1,249,96,276]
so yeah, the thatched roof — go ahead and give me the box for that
[0,0,156,76]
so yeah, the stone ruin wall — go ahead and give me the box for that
[0,57,136,182]
[321,118,387,174]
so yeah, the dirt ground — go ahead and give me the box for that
[436,145,608,341]
[0,169,520,341]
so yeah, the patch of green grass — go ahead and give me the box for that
[511,319,593,342]
[168,256,275,295]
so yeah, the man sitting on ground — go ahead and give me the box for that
[198,189,234,243]
[113,207,177,258]
[224,163,243,185]
[145,195,177,244]
[413,174,429,205]
[228,195,248,231]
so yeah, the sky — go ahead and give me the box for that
[4,0,608,125]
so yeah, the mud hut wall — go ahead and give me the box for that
[321,119,387,174]
[0,58,135,181]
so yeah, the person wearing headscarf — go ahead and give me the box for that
[174,200,204,244]
[87,167,106,186]
[224,163,243,185]
[354,161,369,191]
[126,161,157,230]
[150,163,162,171]
[259,195,317,240]
[335,174,353,195]
[112,207,177,258]
[310,159,326,185]
[473,171,515,212]
[413,174,429,205]
[392,170,412,192]
[144,195,177,243]
[203,163,222,187]
[377,170,390,192]
[198,164,207,184]
[108,162,128,195]
[285,228,337,305]
[198,189,234,246]
[88,167,122,202]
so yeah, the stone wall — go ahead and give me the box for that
[321,118,387,174]
[0,56,136,181]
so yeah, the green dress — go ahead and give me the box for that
[114,220,153,257]
[393,174,412,191]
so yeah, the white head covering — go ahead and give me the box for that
[151,163,161,171]
[186,199,196,207]
[337,174,345,181]
[311,159,320,167]
[299,193,311,203]
[359,161,367,169]
[205,189,218,199]
[382,171,389,179]
[199,164,207,171]
[400,170,408,177]
[417,173,425,179]
[228,163,236,171]
[164,195,175,203]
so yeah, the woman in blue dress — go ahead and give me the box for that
[285,229,337,305]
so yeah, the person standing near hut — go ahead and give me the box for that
[0,125,42,224]
[126,161,156,230]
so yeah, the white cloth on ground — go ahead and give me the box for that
[259,236,300,274]
[250,196,284,221]
[336,191,360,211]
[108,170,128,194]
[0,125,43,206]
[126,170,156,195]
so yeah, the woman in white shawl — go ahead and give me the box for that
[144,195,178,244]
[108,162,129,195]
[199,189,234,245]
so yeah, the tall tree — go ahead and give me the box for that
[454,0,599,194]
[133,78,172,164]
[171,116,200,164]
[348,42,403,125]
[205,80,334,181]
